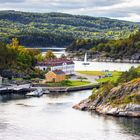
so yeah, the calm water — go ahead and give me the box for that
[40,49,139,71]
[74,61,139,71]
[0,90,140,140]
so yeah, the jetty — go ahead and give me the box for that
[0,84,32,95]
[0,83,99,98]
[32,84,99,93]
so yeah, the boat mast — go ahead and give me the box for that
[84,53,87,63]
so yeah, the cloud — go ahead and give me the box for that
[0,0,25,3]
[0,0,140,22]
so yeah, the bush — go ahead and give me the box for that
[116,66,140,84]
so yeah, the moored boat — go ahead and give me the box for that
[83,52,90,65]
[26,88,43,97]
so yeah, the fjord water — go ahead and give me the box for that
[74,61,139,71]
[0,90,140,140]
[48,49,139,71]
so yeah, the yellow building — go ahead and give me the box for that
[45,70,65,82]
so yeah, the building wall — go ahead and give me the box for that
[45,71,65,82]
[51,64,75,75]
[55,74,65,82]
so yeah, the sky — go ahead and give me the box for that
[0,0,140,22]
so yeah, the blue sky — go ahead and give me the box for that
[0,0,140,22]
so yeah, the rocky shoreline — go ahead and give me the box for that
[68,52,140,63]
[73,78,140,118]
[73,99,140,117]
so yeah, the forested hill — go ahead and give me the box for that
[0,10,140,47]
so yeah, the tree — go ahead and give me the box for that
[10,38,19,48]
[60,54,66,58]
[35,54,44,62]
[45,50,56,59]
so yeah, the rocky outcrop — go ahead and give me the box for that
[73,78,140,117]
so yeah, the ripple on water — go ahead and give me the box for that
[0,90,140,140]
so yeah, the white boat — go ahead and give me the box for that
[26,88,43,97]
[83,52,90,65]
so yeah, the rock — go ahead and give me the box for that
[73,78,140,117]
[73,99,90,111]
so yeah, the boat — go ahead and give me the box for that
[26,88,44,97]
[83,52,90,65]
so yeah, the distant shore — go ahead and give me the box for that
[71,58,140,64]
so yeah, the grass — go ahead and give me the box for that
[46,80,91,87]
[77,71,104,76]
[77,70,122,83]
[97,72,121,83]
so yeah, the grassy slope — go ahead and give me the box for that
[89,78,140,107]
[77,71,121,83]
[76,71,104,76]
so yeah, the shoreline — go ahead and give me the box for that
[32,83,99,93]
[0,83,99,96]
[73,77,140,118]
[72,59,140,64]
[73,99,140,118]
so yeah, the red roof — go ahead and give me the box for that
[52,69,65,75]
[36,58,74,67]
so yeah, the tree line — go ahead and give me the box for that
[67,31,140,60]
[0,10,139,47]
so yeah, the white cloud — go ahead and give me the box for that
[0,0,140,22]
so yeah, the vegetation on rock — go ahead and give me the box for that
[90,66,140,106]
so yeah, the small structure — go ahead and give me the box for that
[104,70,112,77]
[36,58,75,75]
[45,69,65,82]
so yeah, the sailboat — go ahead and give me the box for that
[83,52,90,65]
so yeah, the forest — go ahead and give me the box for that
[0,38,44,78]
[0,10,140,47]
[67,31,140,60]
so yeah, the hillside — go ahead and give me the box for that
[67,31,140,60]
[0,10,140,47]
[74,78,140,117]
[0,38,44,79]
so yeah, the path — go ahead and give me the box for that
[75,72,98,84]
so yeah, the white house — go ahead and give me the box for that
[35,58,75,75]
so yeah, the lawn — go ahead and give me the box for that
[77,71,122,83]
[66,80,90,87]
[46,80,91,87]
[77,71,104,76]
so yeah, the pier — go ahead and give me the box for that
[32,84,99,93]
[0,84,32,95]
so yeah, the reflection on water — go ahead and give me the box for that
[116,117,140,135]
[0,90,140,140]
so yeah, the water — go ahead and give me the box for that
[39,48,139,71]
[0,90,140,140]
[74,61,139,71]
